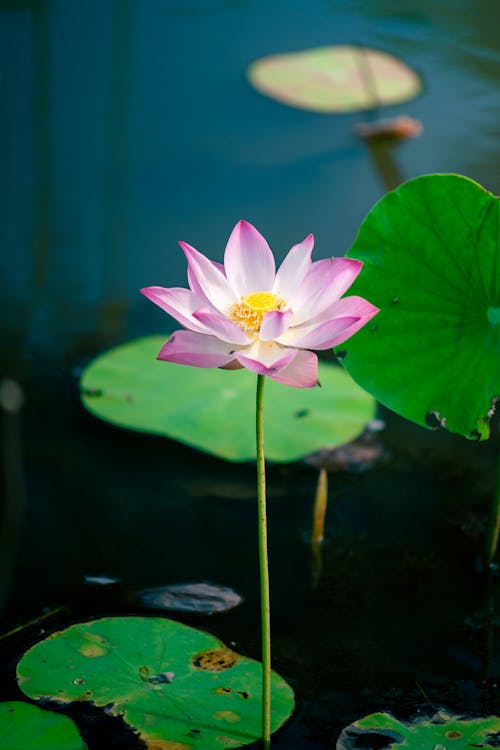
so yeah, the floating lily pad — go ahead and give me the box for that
[134,582,243,614]
[17,616,294,749]
[336,710,500,749]
[337,174,500,440]
[0,701,87,750]
[80,336,375,462]
[247,45,422,113]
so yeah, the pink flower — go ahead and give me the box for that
[141,221,379,388]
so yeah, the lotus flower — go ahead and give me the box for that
[141,221,378,388]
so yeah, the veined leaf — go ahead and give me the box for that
[338,174,500,440]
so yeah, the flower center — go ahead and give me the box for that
[230,291,285,334]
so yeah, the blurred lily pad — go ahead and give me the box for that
[0,701,87,750]
[80,336,375,462]
[17,616,294,749]
[337,710,500,749]
[247,45,422,113]
[338,174,500,440]
[134,582,243,614]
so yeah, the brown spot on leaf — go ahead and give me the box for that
[216,737,244,747]
[192,648,238,672]
[79,643,108,658]
[446,730,462,739]
[214,710,241,723]
[78,632,109,658]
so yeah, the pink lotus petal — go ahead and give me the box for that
[268,349,319,388]
[286,258,336,325]
[224,220,276,297]
[278,316,360,350]
[141,222,378,389]
[157,330,238,368]
[235,340,296,376]
[187,258,226,309]
[193,310,251,344]
[326,296,380,345]
[329,315,379,347]
[273,234,314,301]
[310,294,379,331]
[326,295,380,320]
[140,286,209,334]
[180,241,236,312]
[259,309,294,341]
[290,257,363,326]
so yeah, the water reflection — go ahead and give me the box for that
[99,0,134,343]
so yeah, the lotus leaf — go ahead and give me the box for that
[248,45,422,113]
[337,710,500,749]
[338,174,500,440]
[17,616,294,749]
[80,336,375,462]
[0,701,87,750]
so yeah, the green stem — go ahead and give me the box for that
[485,445,500,568]
[256,374,271,749]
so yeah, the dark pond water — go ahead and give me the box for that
[2,1,500,748]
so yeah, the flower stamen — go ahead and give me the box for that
[230,291,285,334]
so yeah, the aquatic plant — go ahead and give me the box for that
[337,710,500,750]
[17,616,294,749]
[140,220,378,747]
[0,701,87,750]
[336,173,500,565]
[247,45,422,113]
[80,336,376,462]
[140,220,377,387]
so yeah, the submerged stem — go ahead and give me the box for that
[256,373,271,749]
[485,446,500,568]
[311,468,328,587]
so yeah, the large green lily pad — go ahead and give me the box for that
[337,710,500,749]
[337,174,500,440]
[80,336,375,462]
[17,616,294,749]
[0,701,87,750]
[247,45,422,113]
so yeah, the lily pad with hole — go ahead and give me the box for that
[337,174,500,440]
[247,45,422,113]
[17,616,294,749]
[80,336,375,462]
[336,710,500,749]
[0,701,88,750]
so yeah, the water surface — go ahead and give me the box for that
[1,2,500,747]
